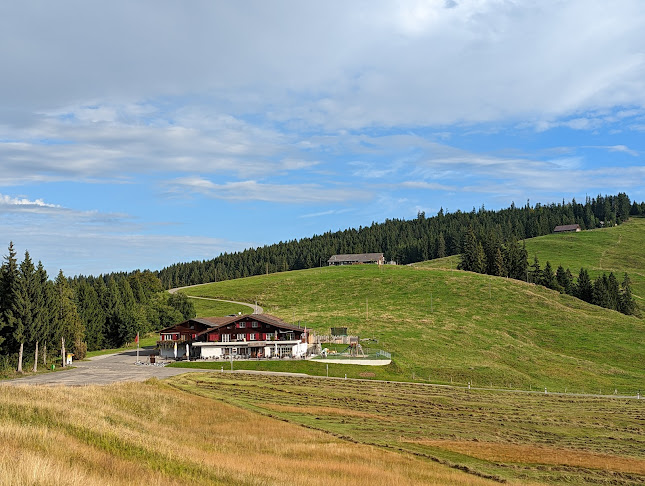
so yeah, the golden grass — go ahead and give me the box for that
[409,440,645,476]
[0,381,496,486]
[260,403,389,420]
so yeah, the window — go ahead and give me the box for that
[249,333,256,341]
[237,333,245,341]
[221,334,230,343]
[251,321,258,328]
[237,322,246,329]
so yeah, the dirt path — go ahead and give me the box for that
[168,284,263,314]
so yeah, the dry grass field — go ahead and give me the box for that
[169,372,645,485]
[0,379,497,486]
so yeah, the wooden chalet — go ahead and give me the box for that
[553,224,581,233]
[158,314,309,360]
[327,252,385,266]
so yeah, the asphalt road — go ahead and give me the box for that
[1,348,207,386]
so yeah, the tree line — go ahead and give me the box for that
[458,226,638,316]
[157,193,641,288]
[0,243,195,373]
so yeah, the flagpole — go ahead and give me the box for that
[136,332,139,364]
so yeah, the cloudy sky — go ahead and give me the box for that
[1,0,644,276]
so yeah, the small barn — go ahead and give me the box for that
[554,224,581,233]
[328,253,385,265]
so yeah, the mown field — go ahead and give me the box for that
[0,380,493,486]
[169,372,645,485]
[181,264,644,393]
[417,216,645,302]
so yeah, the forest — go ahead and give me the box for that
[0,193,642,372]
[157,193,641,288]
[0,245,195,373]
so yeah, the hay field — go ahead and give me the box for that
[169,372,645,485]
[0,379,495,486]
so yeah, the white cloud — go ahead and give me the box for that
[164,177,372,204]
[1,1,644,130]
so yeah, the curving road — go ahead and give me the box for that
[168,284,263,314]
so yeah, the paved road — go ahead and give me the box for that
[1,348,208,386]
[168,284,263,314]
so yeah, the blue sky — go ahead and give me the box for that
[1,0,644,276]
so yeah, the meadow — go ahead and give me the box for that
[417,217,645,302]
[180,264,644,393]
[0,379,493,486]
[170,372,645,486]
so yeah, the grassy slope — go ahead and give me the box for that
[190,298,253,317]
[170,373,645,485]
[0,381,487,486]
[181,264,644,393]
[417,217,645,301]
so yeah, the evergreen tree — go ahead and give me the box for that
[492,247,506,277]
[76,281,105,351]
[619,273,637,316]
[555,265,573,294]
[576,268,593,303]
[0,242,19,355]
[529,255,541,284]
[542,261,557,290]
[592,274,610,308]
[53,271,85,359]
[606,272,620,311]
[436,233,446,259]
[13,251,37,372]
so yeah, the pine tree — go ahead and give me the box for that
[458,228,480,272]
[592,274,610,308]
[0,242,19,356]
[606,272,620,311]
[529,255,541,284]
[53,271,85,360]
[13,251,37,372]
[619,273,637,316]
[576,268,593,303]
[436,233,446,259]
[492,247,506,277]
[555,265,573,294]
[542,261,557,290]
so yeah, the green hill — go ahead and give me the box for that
[181,264,644,393]
[417,217,645,302]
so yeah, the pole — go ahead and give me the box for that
[230,352,233,371]
[136,332,139,364]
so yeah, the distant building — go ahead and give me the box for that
[327,253,385,265]
[553,224,581,233]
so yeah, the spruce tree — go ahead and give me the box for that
[0,242,19,356]
[619,273,637,316]
[542,261,557,290]
[529,255,541,284]
[576,268,593,303]
[53,271,85,360]
[592,274,610,308]
[13,251,37,372]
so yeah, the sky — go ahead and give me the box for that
[1,0,645,277]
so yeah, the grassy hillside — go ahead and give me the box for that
[0,380,489,486]
[417,217,645,302]
[181,264,644,393]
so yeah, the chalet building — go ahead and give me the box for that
[553,224,581,233]
[328,252,385,266]
[158,314,309,360]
